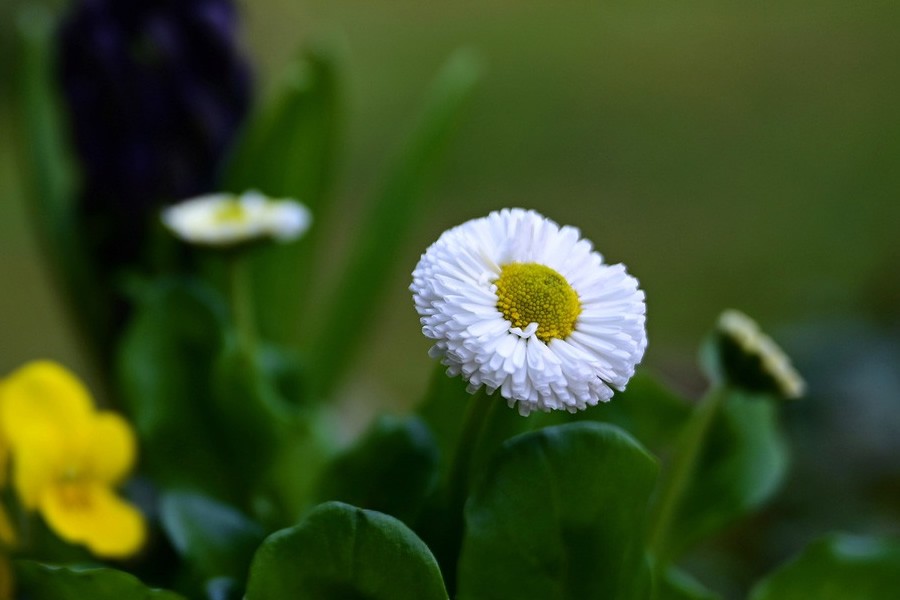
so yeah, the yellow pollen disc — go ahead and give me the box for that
[494,262,581,342]
[213,199,247,224]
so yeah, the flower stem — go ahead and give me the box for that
[447,390,500,510]
[647,385,727,562]
[227,253,257,353]
[436,388,500,595]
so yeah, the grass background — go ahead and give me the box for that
[1,0,899,402]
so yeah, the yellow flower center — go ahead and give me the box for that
[57,481,94,510]
[213,199,247,223]
[495,262,581,342]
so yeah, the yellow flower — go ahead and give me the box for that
[0,361,145,558]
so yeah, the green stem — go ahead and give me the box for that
[447,390,500,510]
[436,388,501,595]
[227,253,258,352]
[647,385,727,562]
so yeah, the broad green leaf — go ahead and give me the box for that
[749,534,900,600]
[222,43,343,345]
[536,371,692,454]
[160,492,265,581]
[309,48,483,397]
[656,567,721,600]
[245,501,448,600]
[316,415,439,525]
[666,390,788,559]
[457,422,659,600]
[116,279,235,500]
[15,562,183,600]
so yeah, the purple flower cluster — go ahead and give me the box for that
[57,0,252,262]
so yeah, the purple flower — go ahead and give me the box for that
[57,0,253,263]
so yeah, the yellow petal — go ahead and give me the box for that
[0,361,93,449]
[10,441,62,509]
[85,412,137,485]
[39,483,145,559]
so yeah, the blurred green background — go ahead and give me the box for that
[1,0,899,594]
[2,0,898,400]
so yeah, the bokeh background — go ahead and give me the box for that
[1,0,899,595]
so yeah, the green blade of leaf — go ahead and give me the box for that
[245,501,449,600]
[656,566,722,600]
[308,48,483,398]
[749,534,900,600]
[15,562,184,600]
[160,492,265,582]
[222,42,343,345]
[315,415,439,525]
[665,390,789,559]
[14,7,111,361]
[457,422,659,600]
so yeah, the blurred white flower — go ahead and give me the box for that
[715,309,806,399]
[411,208,647,416]
[162,191,311,247]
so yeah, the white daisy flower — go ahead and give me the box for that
[162,190,311,247]
[411,208,647,416]
[714,309,805,399]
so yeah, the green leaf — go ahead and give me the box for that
[160,492,265,581]
[116,279,235,500]
[309,48,483,397]
[667,390,788,558]
[749,534,900,600]
[415,388,532,591]
[209,339,295,491]
[535,371,692,454]
[222,43,341,206]
[14,7,111,358]
[222,43,343,345]
[418,372,532,482]
[15,562,184,600]
[316,415,439,525]
[457,422,659,600]
[245,501,449,600]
